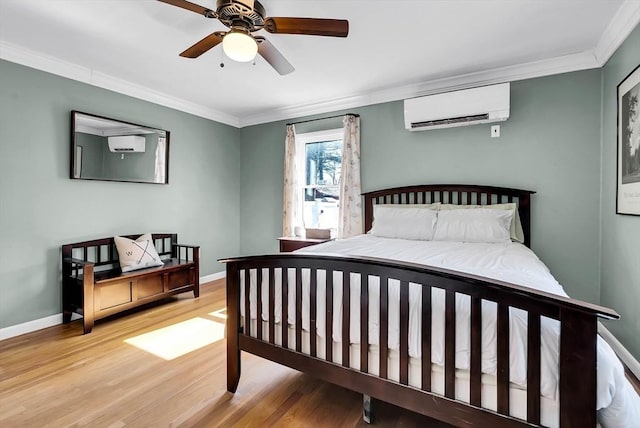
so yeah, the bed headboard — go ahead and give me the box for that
[362,184,536,247]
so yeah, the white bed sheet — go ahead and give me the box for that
[239,235,640,427]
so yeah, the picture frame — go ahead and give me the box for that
[617,63,640,215]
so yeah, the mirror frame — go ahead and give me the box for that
[70,110,170,184]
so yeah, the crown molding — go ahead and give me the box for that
[240,51,600,127]
[3,0,637,130]
[0,40,241,128]
[594,0,640,65]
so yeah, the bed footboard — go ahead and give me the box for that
[222,253,619,427]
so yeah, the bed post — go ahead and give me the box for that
[364,193,374,233]
[226,262,241,393]
[559,309,597,427]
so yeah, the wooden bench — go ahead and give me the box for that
[62,233,199,334]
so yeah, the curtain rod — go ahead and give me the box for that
[286,113,359,127]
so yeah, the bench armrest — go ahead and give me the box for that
[175,243,200,249]
[172,243,200,263]
[63,257,95,267]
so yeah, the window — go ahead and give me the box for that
[296,129,343,231]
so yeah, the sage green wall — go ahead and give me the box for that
[600,23,640,359]
[240,70,603,303]
[0,59,241,329]
[75,132,105,179]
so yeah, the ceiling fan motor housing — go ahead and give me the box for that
[216,0,266,31]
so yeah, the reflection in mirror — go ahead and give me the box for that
[71,111,170,184]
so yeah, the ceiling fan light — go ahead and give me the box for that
[223,30,258,62]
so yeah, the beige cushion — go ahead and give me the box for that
[114,233,164,272]
[438,203,525,243]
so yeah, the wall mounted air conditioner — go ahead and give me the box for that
[107,135,146,152]
[404,83,510,131]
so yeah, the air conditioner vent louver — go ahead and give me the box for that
[404,83,510,131]
[411,114,490,129]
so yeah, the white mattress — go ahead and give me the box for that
[239,235,640,427]
[247,319,561,427]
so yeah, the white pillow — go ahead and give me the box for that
[114,233,164,272]
[370,205,438,240]
[439,203,525,243]
[433,208,513,243]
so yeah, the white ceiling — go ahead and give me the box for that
[1,0,639,127]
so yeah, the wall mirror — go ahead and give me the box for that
[71,111,170,184]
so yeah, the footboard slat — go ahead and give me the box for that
[268,267,275,344]
[497,303,510,415]
[360,275,369,373]
[256,268,263,341]
[326,271,333,362]
[379,276,389,380]
[421,284,432,392]
[342,271,350,368]
[296,268,302,352]
[282,268,289,349]
[244,269,250,336]
[445,290,456,399]
[399,281,409,385]
[310,268,317,358]
[470,296,482,406]
[527,313,541,424]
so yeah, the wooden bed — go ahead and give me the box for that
[221,184,619,427]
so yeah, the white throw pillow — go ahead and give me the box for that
[370,205,438,240]
[433,208,513,243]
[439,203,525,243]
[114,233,164,272]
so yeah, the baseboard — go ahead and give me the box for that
[200,271,226,284]
[0,271,226,342]
[0,314,64,341]
[599,322,640,380]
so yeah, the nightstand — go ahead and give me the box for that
[278,237,332,252]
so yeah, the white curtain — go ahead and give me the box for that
[282,124,299,237]
[338,115,362,238]
[154,136,166,183]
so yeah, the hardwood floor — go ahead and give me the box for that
[0,280,449,428]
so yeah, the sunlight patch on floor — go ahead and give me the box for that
[124,317,224,360]
[209,308,227,320]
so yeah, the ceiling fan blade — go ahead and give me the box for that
[264,17,349,37]
[180,32,224,58]
[156,0,216,18]
[257,38,295,75]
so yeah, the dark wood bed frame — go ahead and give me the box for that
[222,184,619,427]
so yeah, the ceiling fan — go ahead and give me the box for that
[157,0,349,75]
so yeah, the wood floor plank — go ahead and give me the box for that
[0,280,448,427]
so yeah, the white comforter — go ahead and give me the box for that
[243,235,640,426]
